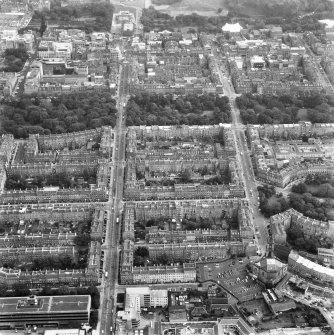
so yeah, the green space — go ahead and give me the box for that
[1,221,91,270]
[224,0,332,32]
[5,170,97,191]
[142,0,332,33]
[258,184,289,217]
[126,93,231,126]
[133,245,183,266]
[1,48,29,72]
[141,6,228,33]
[144,165,230,187]
[258,180,333,221]
[1,251,88,272]
[287,223,333,254]
[290,174,334,221]
[259,178,334,253]
[289,192,331,221]
[33,0,114,33]
[292,174,334,199]
[152,0,181,4]
[0,92,117,138]
[237,92,334,125]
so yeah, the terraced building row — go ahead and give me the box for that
[120,125,257,285]
[0,128,114,289]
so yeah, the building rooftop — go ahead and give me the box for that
[0,295,91,315]
[255,257,286,273]
[44,330,81,335]
[289,250,334,277]
[222,23,243,33]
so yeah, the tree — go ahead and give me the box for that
[199,218,211,229]
[74,234,91,247]
[41,286,53,296]
[292,183,307,194]
[0,223,5,235]
[134,247,149,258]
[134,255,146,267]
[179,169,192,183]
[156,253,171,265]
[237,92,334,125]
[40,15,47,36]
[0,283,8,297]
[90,310,98,328]
[13,283,30,297]
[33,2,114,33]
[125,93,231,127]
[58,285,70,295]
[216,129,225,146]
[315,183,334,198]
[0,92,117,138]
[91,294,100,309]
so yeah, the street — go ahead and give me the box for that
[98,62,130,335]
[212,49,268,255]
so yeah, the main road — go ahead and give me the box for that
[98,62,130,335]
[212,48,269,255]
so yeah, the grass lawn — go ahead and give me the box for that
[296,108,309,121]
[267,195,281,206]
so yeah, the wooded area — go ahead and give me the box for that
[1,48,29,72]
[152,0,181,4]
[292,174,334,199]
[0,92,118,138]
[258,184,289,217]
[33,0,113,33]
[224,0,332,32]
[125,93,231,126]
[258,178,333,221]
[237,92,334,124]
[141,0,331,34]
[141,7,229,33]
[287,224,333,254]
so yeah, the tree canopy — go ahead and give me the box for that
[289,192,330,221]
[141,6,229,33]
[152,0,181,4]
[33,0,114,33]
[224,0,332,33]
[258,184,289,217]
[287,224,333,254]
[125,93,231,126]
[0,92,117,138]
[237,92,334,124]
[1,48,29,72]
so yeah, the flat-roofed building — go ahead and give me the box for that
[0,295,91,329]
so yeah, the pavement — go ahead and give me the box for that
[197,258,263,301]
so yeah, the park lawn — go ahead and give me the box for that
[296,108,309,121]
